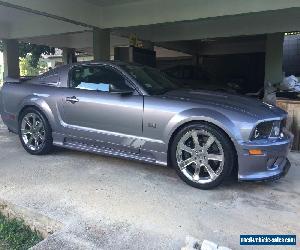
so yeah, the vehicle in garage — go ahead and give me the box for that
[163,64,224,92]
[0,61,293,189]
[162,56,265,97]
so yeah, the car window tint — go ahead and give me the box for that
[122,65,179,95]
[27,68,59,86]
[70,65,131,92]
[38,74,59,85]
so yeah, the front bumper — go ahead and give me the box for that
[237,132,293,181]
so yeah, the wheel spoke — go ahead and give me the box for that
[179,143,193,154]
[207,154,223,162]
[204,136,215,149]
[27,136,34,146]
[36,121,43,131]
[37,132,45,141]
[32,115,37,128]
[34,138,39,147]
[178,157,195,170]
[24,117,32,129]
[191,131,201,150]
[22,129,32,135]
[193,164,201,181]
[204,163,217,180]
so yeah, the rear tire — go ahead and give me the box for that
[18,107,53,155]
[170,122,235,189]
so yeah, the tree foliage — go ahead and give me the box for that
[0,40,55,68]
[20,55,48,77]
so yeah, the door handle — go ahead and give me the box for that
[66,96,79,104]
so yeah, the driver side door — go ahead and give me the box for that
[57,64,144,154]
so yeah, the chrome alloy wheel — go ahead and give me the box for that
[176,129,224,184]
[21,113,46,151]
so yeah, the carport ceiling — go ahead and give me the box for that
[113,8,300,42]
[86,0,142,6]
[0,5,88,39]
[3,0,300,30]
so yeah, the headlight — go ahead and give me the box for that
[251,120,285,140]
[252,121,273,140]
[270,120,281,137]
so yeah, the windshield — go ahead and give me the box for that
[121,65,182,95]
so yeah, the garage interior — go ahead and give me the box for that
[0,1,300,149]
[156,35,267,95]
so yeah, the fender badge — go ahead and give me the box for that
[148,123,157,128]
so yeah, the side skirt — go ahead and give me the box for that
[52,131,168,166]
[54,140,164,166]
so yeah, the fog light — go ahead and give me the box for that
[249,149,263,155]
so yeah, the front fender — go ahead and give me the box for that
[164,108,243,147]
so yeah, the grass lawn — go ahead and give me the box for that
[0,212,43,250]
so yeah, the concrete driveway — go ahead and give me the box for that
[0,119,299,249]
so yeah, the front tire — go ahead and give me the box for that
[170,122,235,189]
[18,107,53,155]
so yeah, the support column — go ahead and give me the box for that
[93,28,110,61]
[264,33,284,103]
[264,33,284,86]
[62,48,77,65]
[193,54,202,66]
[3,39,19,79]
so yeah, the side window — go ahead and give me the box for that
[69,65,132,92]
[38,74,59,85]
[29,69,59,86]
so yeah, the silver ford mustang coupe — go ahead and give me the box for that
[0,61,292,189]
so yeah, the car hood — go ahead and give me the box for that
[162,89,286,119]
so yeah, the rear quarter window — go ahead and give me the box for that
[35,73,59,86]
[26,69,60,86]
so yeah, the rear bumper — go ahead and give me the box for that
[237,131,293,181]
